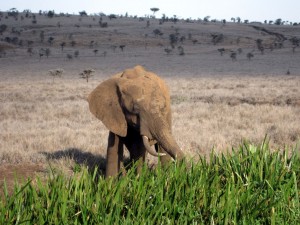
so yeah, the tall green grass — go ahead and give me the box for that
[1,141,300,224]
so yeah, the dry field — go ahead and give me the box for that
[1,11,300,190]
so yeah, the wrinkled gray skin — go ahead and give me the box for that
[88,65,184,177]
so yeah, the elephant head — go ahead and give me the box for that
[88,65,184,162]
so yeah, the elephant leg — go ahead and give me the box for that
[132,140,147,174]
[124,135,147,175]
[106,132,124,177]
[156,144,172,166]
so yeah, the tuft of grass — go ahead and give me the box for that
[1,142,300,224]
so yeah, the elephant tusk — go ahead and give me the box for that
[142,136,166,157]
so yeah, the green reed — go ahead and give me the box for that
[1,141,299,224]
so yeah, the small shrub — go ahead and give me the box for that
[60,42,66,51]
[66,54,73,60]
[178,46,185,56]
[79,69,95,82]
[247,52,254,60]
[218,48,225,56]
[45,48,51,58]
[153,29,163,37]
[211,33,224,45]
[230,51,237,61]
[74,50,79,58]
[0,24,8,35]
[79,11,87,16]
[48,37,54,46]
[47,10,55,18]
[48,68,64,83]
[119,45,125,52]
[164,48,172,55]
[93,49,98,55]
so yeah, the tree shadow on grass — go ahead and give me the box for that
[41,148,107,177]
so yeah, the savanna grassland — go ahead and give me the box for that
[0,10,300,223]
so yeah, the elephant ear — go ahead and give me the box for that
[88,78,127,137]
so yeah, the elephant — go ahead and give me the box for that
[88,65,185,177]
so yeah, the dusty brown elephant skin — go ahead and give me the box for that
[88,65,185,177]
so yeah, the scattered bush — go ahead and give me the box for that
[169,33,178,48]
[178,46,185,56]
[218,48,225,56]
[119,45,125,52]
[0,24,8,35]
[211,33,224,45]
[230,51,237,61]
[153,29,163,37]
[45,48,51,58]
[47,10,55,18]
[79,69,95,82]
[48,37,54,46]
[108,14,117,20]
[60,42,66,51]
[73,50,79,58]
[79,11,88,16]
[66,54,73,60]
[48,68,64,83]
[247,52,254,60]
[93,49,98,55]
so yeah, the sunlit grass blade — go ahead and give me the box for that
[1,141,300,224]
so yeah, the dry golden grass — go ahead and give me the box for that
[1,75,299,168]
[170,75,300,156]
[0,12,300,180]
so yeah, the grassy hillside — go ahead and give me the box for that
[1,10,300,77]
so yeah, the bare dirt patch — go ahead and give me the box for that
[0,163,46,197]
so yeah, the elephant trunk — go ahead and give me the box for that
[154,128,185,161]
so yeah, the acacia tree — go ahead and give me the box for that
[247,52,254,60]
[150,8,159,15]
[49,68,64,83]
[290,37,299,48]
[153,29,163,37]
[80,69,95,82]
[230,52,237,61]
[275,18,282,25]
[74,50,79,58]
[70,40,76,47]
[48,37,54,46]
[40,31,44,42]
[47,10,55,18]
[204,16,210,22]
[119,45,126,52]
[164,48,172,55]
[178,46,185,56]
[218,48,225,56]
[169,33,178,48]
[66,54,73,60]
[256,39,264,54]
[79,11,88,16]
[0,24,7,35]
[211,33,224,45]
[45,48,51,58]
[27,47,33,56]
[60,42,66,51]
